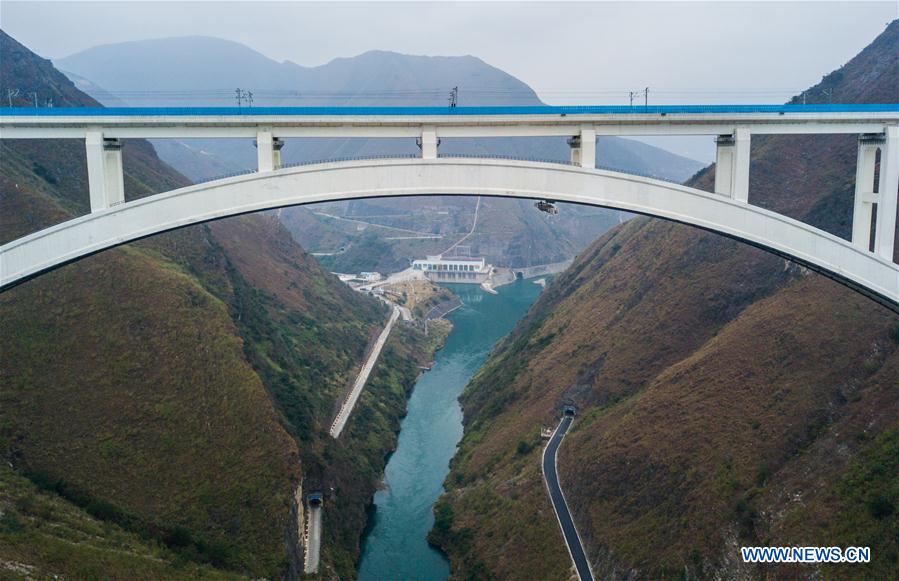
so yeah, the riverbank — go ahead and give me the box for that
[357,281,544,580]
[306,316,452,578]
[485,259,574,292]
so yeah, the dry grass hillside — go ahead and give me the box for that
[433,21,899,580]
[287,196,621,274]
[1,30,442,578]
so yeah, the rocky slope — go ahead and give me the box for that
[433,20,899,580]
[0,30,440,579]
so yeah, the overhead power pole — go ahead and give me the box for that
[629,88,649,108]
[449,86,458,108]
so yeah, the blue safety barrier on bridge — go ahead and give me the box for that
[2,104,897,116]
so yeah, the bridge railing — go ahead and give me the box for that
[191,153,686,188]
[195,166,258,185]
[280,153,420,170]
[4,103,898,117]
[437,153,683,185]
[437,152,578,166]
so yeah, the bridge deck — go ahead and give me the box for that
[3,104,897,116]
[3,104,897,138]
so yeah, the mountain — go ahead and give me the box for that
[1,30,444,579]
[57,36,703,176]
[57,37,703,271]
[432,20,899,580]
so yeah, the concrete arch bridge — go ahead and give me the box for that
[0,106,897,311]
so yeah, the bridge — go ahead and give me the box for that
[1,105,897,310]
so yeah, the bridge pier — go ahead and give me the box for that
[85,131,124,212]
[567,128,596,169]
[255,131,284,172]
[853,133,882,249]
[419,126,439,159]
[714,128,750,202]
[874,126,898,261]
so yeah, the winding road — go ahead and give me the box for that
[542,414,594,581]
[440,196,481,255]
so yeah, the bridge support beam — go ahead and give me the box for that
[273,137,284,169]
[853,133,882,249]
[580,128,596,169]
[255,131,284,172]
[874,126,898,261]
[85,131,124,212]
[419,126,438,159]
[714,128,751,202]
[714,135,735,196]
[567,128,595,168]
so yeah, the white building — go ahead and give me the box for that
[358,271,382,282]
[412,255,492,284]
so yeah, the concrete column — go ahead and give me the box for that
[256,130,276,172]
[85,130,124,212]
[103,138,125,206]
[874,126,898,261]
[579,127,596,169]
[272,137,285,170]
[714,135,735,196]
[713,129,750,202]
[852,134,881,249]
[732,127,751,203]
[420,126,438,159]
[567,135,581,166]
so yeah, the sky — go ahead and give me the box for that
[1,1,895,160]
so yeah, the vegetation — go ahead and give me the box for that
[288,197,626,275]
[432,21,899,580]
[0,30,453,578]
[0,464,240,579]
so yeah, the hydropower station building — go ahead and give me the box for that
[411,255,492,284]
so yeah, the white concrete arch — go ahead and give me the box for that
[2,158,897,311]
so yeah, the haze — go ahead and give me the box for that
[1,0,895,159]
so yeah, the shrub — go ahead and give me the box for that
[868,495,895,520]
[889,324,899,346]
[516,440,534,455]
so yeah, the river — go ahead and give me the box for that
[357,280,544,580]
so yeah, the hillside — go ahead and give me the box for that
[57,36,703,271]
[0,30,442,579]
[0,463,240,579]
[432,20,899,580]
[292,196,621,273]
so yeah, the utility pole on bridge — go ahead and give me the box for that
[629,87,649,108]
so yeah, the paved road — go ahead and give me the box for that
[313,211,439,237]
[542,415,594,581]
[329,306,400,438]
[303,505,322,574]
[440,196,481,255]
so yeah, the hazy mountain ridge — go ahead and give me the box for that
[1,29,442,578]
[432,20,899,580]
[57,36,703,271]
[57,37,702,176]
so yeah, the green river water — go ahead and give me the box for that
[357,280,543,580]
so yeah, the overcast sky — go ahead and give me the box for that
[1,1,895,160]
